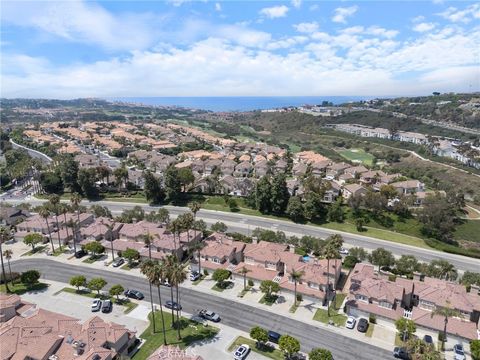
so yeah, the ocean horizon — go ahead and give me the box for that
[107,96,374,112]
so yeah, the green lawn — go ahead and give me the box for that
[21,245,47,256]
[454,220,480,243]
[338,148,375,166]
[237,286,251,298]
[82,255,103,264]
[133,311,219,360]
[259,294,278,306]
[191,275,206,285]
[227,336,284,360]
[313,308,347,327]
[120,262,138,271]
[60,287,138,313]
[0,282,49,295]
[211,281,233,292]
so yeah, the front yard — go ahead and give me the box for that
[228,336,284,360]
[313,293,347,327]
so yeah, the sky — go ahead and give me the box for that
[1,0,479,98]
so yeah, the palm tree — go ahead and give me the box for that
[322,242,340,316]
[70,193,83,254]
[3,249,13,286]
[289,268,304,307]
[151,262,168,345]
[0,226,11,293]
[49,194,63,251]
[170,260,187,340]
[164,255,177,327]
[239,266,251,290]
[102,220,116,260]
[188,240,206,274]
[188,201,201,239]
[59,203,70,247]
[431,300,462,350]
[143,233,154,259]
[39,206,55,253]
[140,259,157,334]
[66,219,78,254]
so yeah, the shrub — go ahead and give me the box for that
[369,313,376,324]
[203,269,209,276]
[296,294,303,302]
[248,279,254,287]
[21,270,40,287]
[438,331,446,342]
[471,339,480,360]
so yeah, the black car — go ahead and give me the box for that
[268,330,281,343]
[74,249,87,258]
[393,347,409,359]
[423,335,434,346]
[101,300,112,313]
[357,318,369,333]
[165,301,182,311]
[124,289,144,300]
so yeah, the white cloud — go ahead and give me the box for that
[291,0,302,9]
[259,5,289,19]
[309,4,319,11]
[412,15,425,23]
[413,22,436,32]
[266,36,308,50]
[437,4,480,23]
[332,6,358,24]
[293,22,319,33]
[215,3,221,12]
[365,26,399,38]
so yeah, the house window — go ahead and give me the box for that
[355,294,368,302]
[245,257,255,265]
[213,257,221,264]
[265,261,277,269]
[379,301,392,309]
[419,300,435,311]
[308,282,318,289]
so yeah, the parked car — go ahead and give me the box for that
[162,279,171,287]
[102,299,112,313]
[112,257,125,267]
[74,249,87,258]
[339,247,349,255]
[345,316,356,329]
[393,347,409,359]
[165,301,182,311]
[356,318,369,333]
[267,330,281,343]
[124,289,144,300]
[423,335,434,346]
[190,271,201,281]
[91,299,102,312]
[199,309,221,322]
[233,344,250,360]
[453,344,466,360]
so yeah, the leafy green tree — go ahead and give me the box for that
[84,241,105,257]
[349,247,368,262]
[471,339,480,360]
[380,184,399,200]
[122,248,140,265]
[143,170,165,204]
[279,335,300,359]
[286,196,304,222]
[157,208,170,224]
[88,277,107,295]
[355,217,366,231]
[78,168,98,198]
[270,173,289,214]
[406,338,442,360]
[395,318,416,342]
[109,284,125,300]
[23,232,43,251]
[89,205,112,218]
[395,255,420,276]
[259,280,280,301]
[304,192,325,221]
[255,176,272,213]
[369,247,395,271]
[164,165,182,202]
[212,269,231,287]
[59,156,79,191]
[418,193,457,241]
[363,190,387,217]
[422,259,458,281]
[21,270,40,287]
[250,326,268,347]
[309,348,333,360]
[69,275,87,291]
[210,221,227,233]
[461,271,480,287]
[40,171,64,193]
[178,167,195,192]
[327,198,344,222]
[343,255,360,269]
[113,166,128,190]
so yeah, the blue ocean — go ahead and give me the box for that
[108,96,372,112]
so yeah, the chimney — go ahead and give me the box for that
[289,245,295,254]
[131,217,137,224]
[252,236,258,244]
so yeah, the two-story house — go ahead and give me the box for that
[199,232,246,271]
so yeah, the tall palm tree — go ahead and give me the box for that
[140,259,157,334]
[170,260,187,340]
[322,242,340,316]
[59,203,70,247]
[431,300,462,350]
[70,193,83,254]
[39,206,55,253]
[239,266,251,291]
[143,233,154,259]
[102,220,116,260]
[151,262,168,345]
[164,255,177,327]
[0,226,11,293]
[66,219,78,254]
[3,249,13,286]
[188,240,206,274]
[49,194,63,250]
[289,268,305,307]
[188,202,201,240]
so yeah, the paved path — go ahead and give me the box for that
[10,258,391,360]
[9,139,53,164]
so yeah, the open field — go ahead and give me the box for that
[338,148,375,165]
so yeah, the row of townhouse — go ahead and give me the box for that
[198,233,342,304]
[335,124,428,145]
[0,293,137,359]
[345,263,480,340]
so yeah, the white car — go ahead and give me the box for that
[339,247,349,255]
[345,316,356,329]
[453,344,466,360]
[233,344,250,360]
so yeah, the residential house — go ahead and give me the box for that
[80,217,123,242]
[359,170,387,185]
[204,159,222,175]
[0,207,29,226]
[292,162,308,177]
[342,184,367,199]
[199,232,246,271]
[16,214,56,234]
[391,180,425,195]
[323,182,341,203]
[234,161,253,177]
[344,165,369,177]
[220,159,236,176]
[311,161,330,177]
[254,160,269,178]
[275,159,288,172]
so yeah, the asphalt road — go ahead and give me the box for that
[10,258,391,360]
[5,198,480,272]
[9,139,53,164]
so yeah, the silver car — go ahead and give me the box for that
[234,344,250,360]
